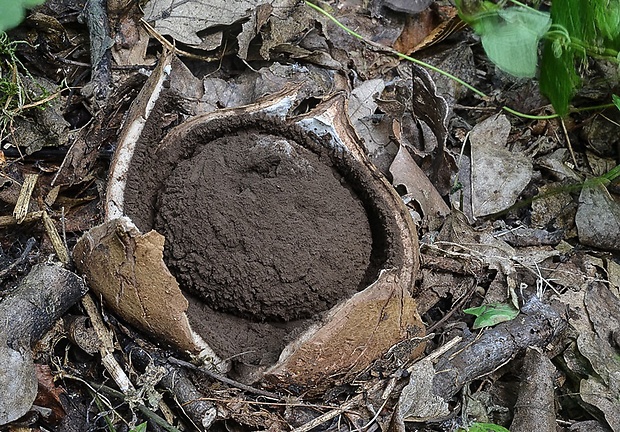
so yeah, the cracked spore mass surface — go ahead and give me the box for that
[154,130,372,321]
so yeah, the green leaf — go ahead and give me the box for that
[0,0,45,33]
[482,7,551,77]
[457,4,551,77]
[593,0,620,43]
[540,38,580,116]
[466,422,511,432]
[539,0,592,116]
[463,303,519,329]
[129,422,148,432]
[613,94,620,111]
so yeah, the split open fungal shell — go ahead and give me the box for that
[75,63,425,391]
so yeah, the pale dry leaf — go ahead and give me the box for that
[398,358,450,422]
[575,183,620,251]
[0,343,36,425]
[354,116,397,175]
[580,377,620,431]
[143,0,270,47]
[470,114,533,217]
[348,78,384,124]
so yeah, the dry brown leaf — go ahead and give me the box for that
[389,143,450,229]
[34,364,66,426]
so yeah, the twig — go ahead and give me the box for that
[559,117,577,167]
[168,357,280,399]
[42,211,70,264]
[13,173,37,223]
[291,397,360,432]
[0,211,43,227]
[58,372,181,432]
[82,294,135,393]
[0,237,36,279]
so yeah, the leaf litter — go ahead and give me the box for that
[1,0,620,430]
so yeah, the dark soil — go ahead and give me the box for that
[154,130,372,321]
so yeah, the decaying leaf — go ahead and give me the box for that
[409,64,455,196]
[470,114,533,217]
[348,79,384,124]
[390,144,450,229]
[434,210,520,303]
[0,341,36,425]
[142,0,296,52]
[579,377,620,431]
[397,358,450,422]
[33,364,66,426]
[393,7,442,55]
[577,283,620,429]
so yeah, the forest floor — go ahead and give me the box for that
[0,0,619,431]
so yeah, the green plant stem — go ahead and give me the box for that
[305,1,486,97]
[304,1,614,120]
[93,384,181,432]
[543,31,620,62]
[491,163,620,216]
[572,102,616,113]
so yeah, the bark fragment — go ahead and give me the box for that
[510,347,557,432]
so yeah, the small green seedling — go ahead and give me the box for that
[463,303,519,329]
[456,0,551,78]
[129,422,148,432]
[459,422,511,432]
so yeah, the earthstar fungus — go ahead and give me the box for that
[74,52,425,391]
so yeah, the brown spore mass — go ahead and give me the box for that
[154,130,372,321]
[123,114,387,367]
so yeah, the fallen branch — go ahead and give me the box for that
[432,296,567,400]
[0,264,87,425]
